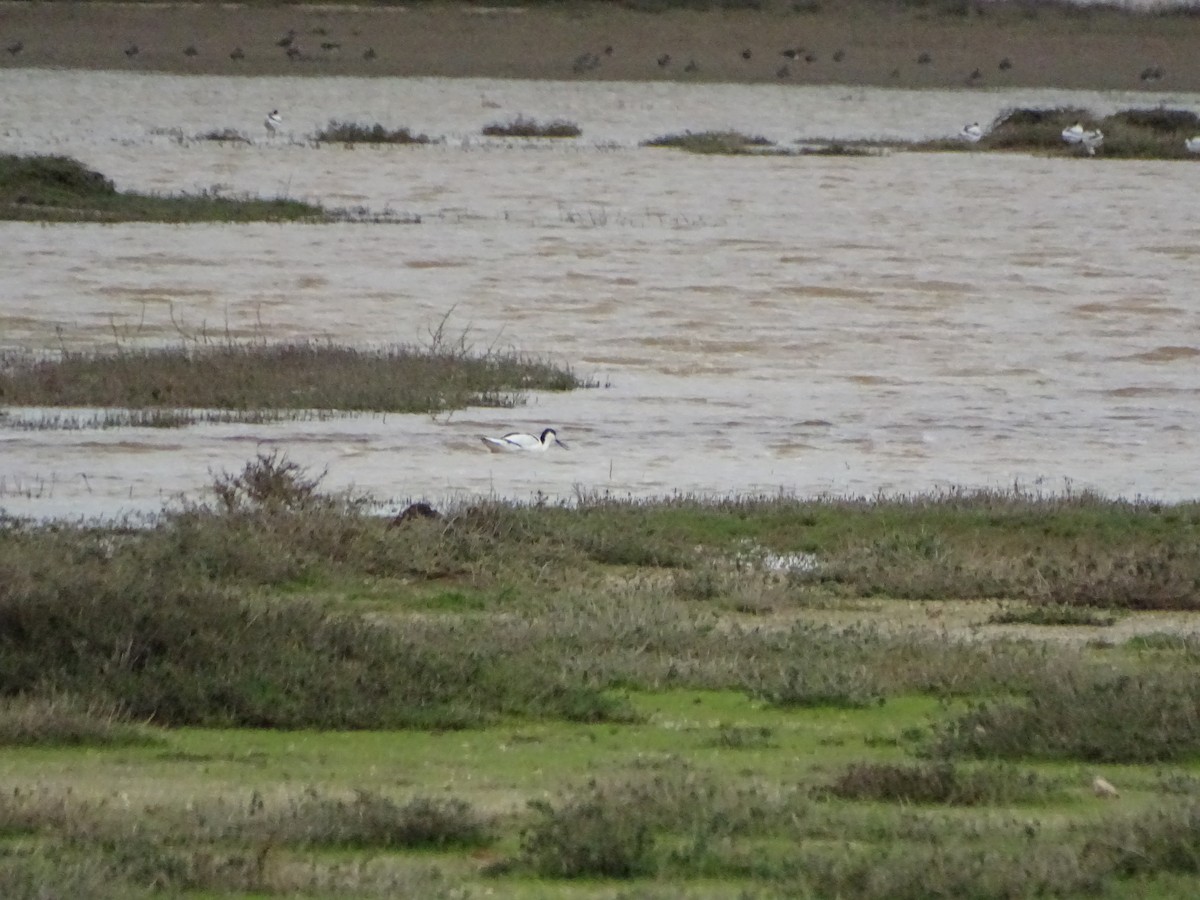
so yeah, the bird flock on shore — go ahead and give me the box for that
[0,28,1191,95]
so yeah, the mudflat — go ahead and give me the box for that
[1,0,1198,91]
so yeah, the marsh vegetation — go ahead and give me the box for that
[482,116,583,138]
[0,154,326,222]
[3,456,1200,897]
[314,120,432,144]
[0,338,586,423]
[952,106,1200,159]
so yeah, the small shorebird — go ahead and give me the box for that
[481,428,568,453]
[1081,129,1104,156]
[1061,123,1084,145]
[959,122,984,143]
[264,109,282,135]
[1185,136,1200,153]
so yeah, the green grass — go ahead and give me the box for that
[4,465,1200,895]
[0,154,327,223]
[1,690,1198,898]
[0,339,586,419]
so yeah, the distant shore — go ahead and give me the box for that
[1,1,1199,92]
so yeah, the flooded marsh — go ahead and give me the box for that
[3,71,1200,519]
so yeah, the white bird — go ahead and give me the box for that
[480,428,568,453]
[264,109,282,135]
[1061,122,1084,145]
[1185,136,1200,153]
[959,122,984,143]
[1081,129,1104,156]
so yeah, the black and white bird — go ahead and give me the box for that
[959,122,984,143]
[480,428,568,453]
[264,109,282,135]
[1061,122,1084,145]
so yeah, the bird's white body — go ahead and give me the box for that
[1186,136,1200,153]
[481,428,568,453]
[264,110,282,135]
[1081,129,1104,156]
[1061,123,1084,145]
[959,122,984,143]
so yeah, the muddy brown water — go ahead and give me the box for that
[3,71,1200,519]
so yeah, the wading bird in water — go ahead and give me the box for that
[481,428,568,452]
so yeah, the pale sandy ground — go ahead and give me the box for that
[2,0,1199,91]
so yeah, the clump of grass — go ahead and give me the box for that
[987,603,1119,627]
[0,153,325,222]
[314,120,431,144]
[932,671,1200,763]
[265,790,492,850]
[0,340,584,415]
[819,760,1055,805]
[482,116,581,138]
[643,130,775,155]
[519,795,655,878]
[0,695,159,747]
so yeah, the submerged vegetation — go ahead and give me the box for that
[482,116,582,138]
[314,120,432,144]
[3,458,1200,895]
[0,153,327,222]
[644,129,778,154]
[0,339,586,420]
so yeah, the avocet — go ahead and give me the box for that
[1061,123,1084,145]
[481,428,568,452]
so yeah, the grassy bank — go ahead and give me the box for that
[3,461,1200,896]
[0,339,586,422]
[0,154,326,223]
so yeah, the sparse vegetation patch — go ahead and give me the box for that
[644,130,776,154]
[314,120,431,144]
[482,115,582,138]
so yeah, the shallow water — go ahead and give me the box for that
[3,71,1200,519]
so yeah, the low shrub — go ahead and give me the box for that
[519,796,655,878]
[819,760,1054,805]
[987,603,1118,626]
[266,790,492,849]
[932,671,1200,762]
